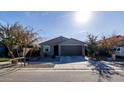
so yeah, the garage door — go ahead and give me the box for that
[60,45,82,56]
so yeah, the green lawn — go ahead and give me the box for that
[0,58,10,62]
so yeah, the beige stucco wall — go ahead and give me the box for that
[59,38,84,45]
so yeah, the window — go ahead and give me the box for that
[45,48,49,52]
[43,45,50,53]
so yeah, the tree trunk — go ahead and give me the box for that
[6,46,15,58]
[16,49,23,66]
[23,48,31,66]
[29,48,33,63]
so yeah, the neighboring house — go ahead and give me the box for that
[40,36,85,57]
[99,35,124,48]
[114,35,124,46]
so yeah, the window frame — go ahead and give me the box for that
[43,45,50,53]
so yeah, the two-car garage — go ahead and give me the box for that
[60,45,82,56]
[59,38,85,56]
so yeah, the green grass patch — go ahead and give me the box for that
[0,58,10,62]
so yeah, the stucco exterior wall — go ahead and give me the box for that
[40,36,68,57]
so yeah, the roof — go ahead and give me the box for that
[99,35,124,43]
[59,38,85,45]
[40,36,69,45]
[98,35,124,47]
[40,36,85,46]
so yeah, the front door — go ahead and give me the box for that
[54,45,59,56]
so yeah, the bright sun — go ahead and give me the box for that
[75,11,92,24]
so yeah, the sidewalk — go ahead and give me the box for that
[0,61,12,69]
[0,62,11,65]
[0,60,124,71]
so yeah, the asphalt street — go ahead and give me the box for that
[0,69,124,82]
[0,56,124,82]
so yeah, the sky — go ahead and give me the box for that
[0,11,124,42]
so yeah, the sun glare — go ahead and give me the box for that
[75,11,93,24]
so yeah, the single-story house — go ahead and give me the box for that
[40,36,85,57]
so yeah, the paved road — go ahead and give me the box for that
[0,56,124,82]
[0,69,124,82]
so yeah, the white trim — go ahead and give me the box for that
[43,45,50,53]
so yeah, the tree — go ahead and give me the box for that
[0,24,17,58]
[0,23,41,64]
[98,35,119,56]
[86,34,98,58]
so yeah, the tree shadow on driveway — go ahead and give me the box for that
[88,60,123,82]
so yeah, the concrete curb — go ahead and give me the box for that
[0,62,11,65]
[20,68,92,70]
[13,67,124,71]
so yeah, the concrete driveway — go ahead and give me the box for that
[54,56,89,70]
[60,56,86,64]
[23,56,90,70]
[29,56,86,64]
